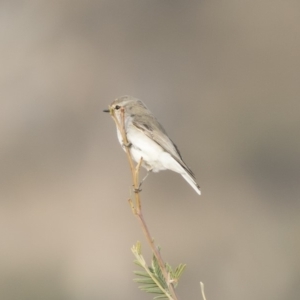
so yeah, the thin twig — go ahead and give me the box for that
[110,107,178,300]
[200,282,207,300]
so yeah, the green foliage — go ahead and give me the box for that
[132,242,186,300]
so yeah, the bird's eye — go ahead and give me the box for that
[115,105,121,110]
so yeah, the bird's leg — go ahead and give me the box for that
[132,169,152,193]
[140,169,151,186]
[123,141,132,148]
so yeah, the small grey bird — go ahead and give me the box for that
[103,95,201,195]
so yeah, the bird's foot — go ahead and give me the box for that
[123,142,132,148]
[133,185,142,193]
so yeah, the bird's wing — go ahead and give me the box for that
[132,115,195,178]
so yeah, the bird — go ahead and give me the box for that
[103,95,201,195]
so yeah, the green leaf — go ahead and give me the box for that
[153,295,169,300]
[134,276,154,283]
[133,278,155,284]
[133,260,144,267]
[133,270,149,277]
[132,242,187,300]
[174,264,186,280]
[142,287,165,294]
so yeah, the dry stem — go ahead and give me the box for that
[110,107,178,300]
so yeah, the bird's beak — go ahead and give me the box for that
[103,107,111,114]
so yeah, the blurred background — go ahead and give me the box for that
[1,1,300,299]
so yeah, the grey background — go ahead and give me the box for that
[1,1,299,300]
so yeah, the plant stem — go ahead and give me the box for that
[110,108,178,300]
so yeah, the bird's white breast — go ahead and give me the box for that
[129,126,168,172]
[117,123,167,172]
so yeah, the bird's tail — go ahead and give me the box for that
[181,172,201,195]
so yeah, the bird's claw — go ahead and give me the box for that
[123,142,132,148]
[133,187,142,193]
[133,182,143,193]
